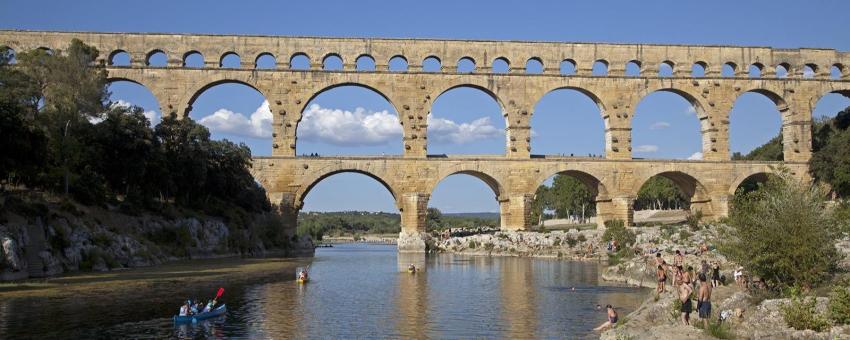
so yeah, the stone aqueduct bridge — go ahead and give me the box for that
[4,31,850,251]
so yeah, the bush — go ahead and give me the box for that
[552,238,562,246]
[720,170,839,289]
[678,229,692,241]
[781,289,830,332]
[576,234,587,242]
[702,320,734,339]
[602,219,636,247]
[468,240,478,249]
[565,236,578,247]
[483,242,494,251]
[685,210,703,231]
[828,285,850,325]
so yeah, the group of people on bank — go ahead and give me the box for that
[655,250,717,327]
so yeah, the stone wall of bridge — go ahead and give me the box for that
[1,30,841,251]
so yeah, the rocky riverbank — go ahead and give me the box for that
[598,225,850,339]
[0,194,313,281]
[431,229,602,259]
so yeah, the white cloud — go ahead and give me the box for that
[427,115,504,144]
[634,144,659,152]
[199,101,272,139]
[297,104,402,146]
[685,106,696,115]
[649,121,670,130]
[91,100,160,125]
[687,152,703,160]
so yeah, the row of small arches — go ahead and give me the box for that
[100,48,847,80]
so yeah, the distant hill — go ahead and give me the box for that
[443,212,500,219]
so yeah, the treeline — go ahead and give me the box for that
[0,41,270,220]
[297,208,499,240]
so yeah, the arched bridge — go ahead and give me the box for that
[4,30,847,251]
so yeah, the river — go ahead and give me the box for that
[0,244,648,339]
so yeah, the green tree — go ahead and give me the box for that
[635,176,687,210]
[720,169,839,289]
[810,107,850,197]
[549,174,595,221]
[427,207,443,229]
[0,47,47,188]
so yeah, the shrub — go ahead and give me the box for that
[576,234,587,242]
[721,169,839,289]
[703,320,734,339]
[483,242,494,251]
[468,240,478,249]
[685,209,703,231]
[565,236,578,247]
[552,238,562,246]
[828,285,850,325]
[678,229,692,241]
[602,219,636,247]
[607,249,634,266]
[781,290,830,332]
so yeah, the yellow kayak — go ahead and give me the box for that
[297,277,309,284]
[407,268,416,274]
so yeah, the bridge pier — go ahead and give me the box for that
[398,192,431,253]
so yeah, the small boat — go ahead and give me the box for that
[407,268,417,274]
[173,304,226,324]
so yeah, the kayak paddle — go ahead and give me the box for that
[215,287,224,300]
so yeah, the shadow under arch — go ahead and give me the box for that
[631,170,713,215]
[295,169,398,210]
[534,169,609,199]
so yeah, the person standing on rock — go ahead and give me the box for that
[711,262,721,287]
[673,250,684,267]
[697,273,712,328]
[656,264,667,293]
[679,278,694,325]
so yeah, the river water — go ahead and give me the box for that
[0,244,647,339]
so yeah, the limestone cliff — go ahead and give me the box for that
[0,195,312,281]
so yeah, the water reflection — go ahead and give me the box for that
[0,244,647,338]
[500,257,539,338]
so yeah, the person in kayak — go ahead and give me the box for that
[408,264,416,272]
[202,299,216,313]
[179,300,191,317]
[299,269,309,281]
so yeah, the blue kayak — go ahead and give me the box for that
[173,304,226,323]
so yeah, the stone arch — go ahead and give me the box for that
[776,62,791,78]
[388,55,408,71]
[692,61,707,77]
[659,60,675,77]
[457,56,476,73]
[428,169,505,201]
[831,63,846,79]
[108,49,130,66]
[532,168,610,200]
[295,168,398,209]
[592,59,609,76]
[220,52,240,68]
[146,49,167,66]
[290,52,310,69]
[722,62,738,77]
[356,54,376,71]
[104,77,163,124]
[631,170,713,215]
[183,78,268,116]
[560,59,577,75]
[422,55,442,72]
[492,57,510,73]
[429,83,507,115]
[526,57,544,74]
[729,170,778,195]
[254,52,276,69]
[532,86,608,127]
[299,82,400,118]
[322,53,343,70]
[728,89,788,159]
[638,88,710,159]
[625,60,641,76]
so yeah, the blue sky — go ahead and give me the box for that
[3,0,850,213]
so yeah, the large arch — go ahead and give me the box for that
[295,168,398,210]
[530,169,610,228]
[729,171,779,195]
[185,80,272,155]
[295,83,402,156]
[105,78,162,126]
[529,87,607,156]
[631,89,706,160]
[631,170,713,221]
[729,91,784,160]
[184,78,267,113]
[427,170,503,230]
[427,85,507,155]
[428,169,504,201]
